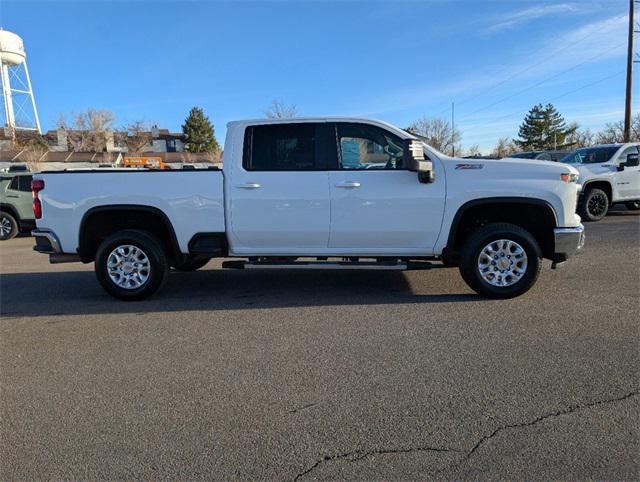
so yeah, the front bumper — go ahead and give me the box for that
[32,229,80,263]
[553,224,585,266]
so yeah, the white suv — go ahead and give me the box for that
[560,143,640,221]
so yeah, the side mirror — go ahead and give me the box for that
[626,153,639,167]
[404,139,434,183]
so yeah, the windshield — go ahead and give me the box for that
[560,146,619,164]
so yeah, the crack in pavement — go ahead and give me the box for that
[289,403,319,414]
[293,389,639,481]
[464,388,640,461]
[293,445,462,481]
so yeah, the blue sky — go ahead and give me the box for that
[0,0,635,152]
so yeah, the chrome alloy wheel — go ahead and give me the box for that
[0,216,12,238]
[107,245,151,290]
[477,239,528,287]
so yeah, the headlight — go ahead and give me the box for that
[560,173,579,183]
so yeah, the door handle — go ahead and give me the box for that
[335,181,361,188]
[236,183,261,189]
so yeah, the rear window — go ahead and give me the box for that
[243,123,321,171]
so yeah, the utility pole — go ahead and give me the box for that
[451,102,455,157]
[624,0,635,142]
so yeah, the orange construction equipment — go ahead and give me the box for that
[122,156,170,170]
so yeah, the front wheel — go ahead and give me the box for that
[625,201,640,211]
[95,230,168,301]
[579,188,609,221]
[459,223,542,299]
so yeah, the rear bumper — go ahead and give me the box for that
[32,229,80,263]
[553,224,585,265]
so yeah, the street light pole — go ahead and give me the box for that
[624,0,635,142]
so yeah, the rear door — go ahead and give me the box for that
[7,175,33,220]
[228,122,333,253]
[328,122,445,253]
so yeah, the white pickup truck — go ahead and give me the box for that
[32,118,585,300]
[559,143,640,221]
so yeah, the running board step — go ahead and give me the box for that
[222,260,433,271]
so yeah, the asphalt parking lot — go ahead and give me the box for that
[1,210,638,480]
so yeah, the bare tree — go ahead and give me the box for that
[264,100,298,119]
[564,124,594,148]
[491,137,517,158]
[595,114,640,144]
[405,117,461,155]
[463,144,482,157]
[121,121,152,152]
[14,135,49,171]
[57,109,116,152]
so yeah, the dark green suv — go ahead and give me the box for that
[0,172,35,240]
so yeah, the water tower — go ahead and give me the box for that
[0,29,41,135]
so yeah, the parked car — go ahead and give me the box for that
[509,151,569,162]
[0,171,35,240]
[559,143,640,221]
[31,117,584,300]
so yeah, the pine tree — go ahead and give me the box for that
[182,107,220,153]
[514,104,577,150]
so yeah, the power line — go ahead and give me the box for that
[459,70,625,129]
[422,18,616,118]
[450,19,618,110]
[458,42,626,123]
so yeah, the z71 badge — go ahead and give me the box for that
[455,163,484,170]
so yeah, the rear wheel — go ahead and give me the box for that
[0,212,18,240]
[95,230,168,301]
[625,201,640,211]
[171,256,210,272]
[459,223,542,299]
[579,188,609,222]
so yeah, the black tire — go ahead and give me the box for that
[0,211,18,240]
[171,256,210,272]
[578,188,609,222]
[95,230,168,301]
[625,201,640,211]
[459,223,542,299]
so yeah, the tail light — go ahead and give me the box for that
[31,179,44,219]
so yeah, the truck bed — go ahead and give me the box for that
[34,169,225,254]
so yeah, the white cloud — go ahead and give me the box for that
[483,3,579,35]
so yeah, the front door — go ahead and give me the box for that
[229,122,333,254]
[328,123,445,253]
[614,145,640,200]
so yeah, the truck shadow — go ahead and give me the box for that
[0,268,481,318]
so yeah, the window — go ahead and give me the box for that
[9,175,32,192]
[560,146,619,164]
[336,123,405,170]
[244,123,323,171]
[618,146,639,160]
[166,139,176,152]
[536,153,551,161]
[18,175,33,192]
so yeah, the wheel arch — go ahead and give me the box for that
[0,203,20,221]
[581,179,613,201]
[444,197,558,262]
[78,205,181,263]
